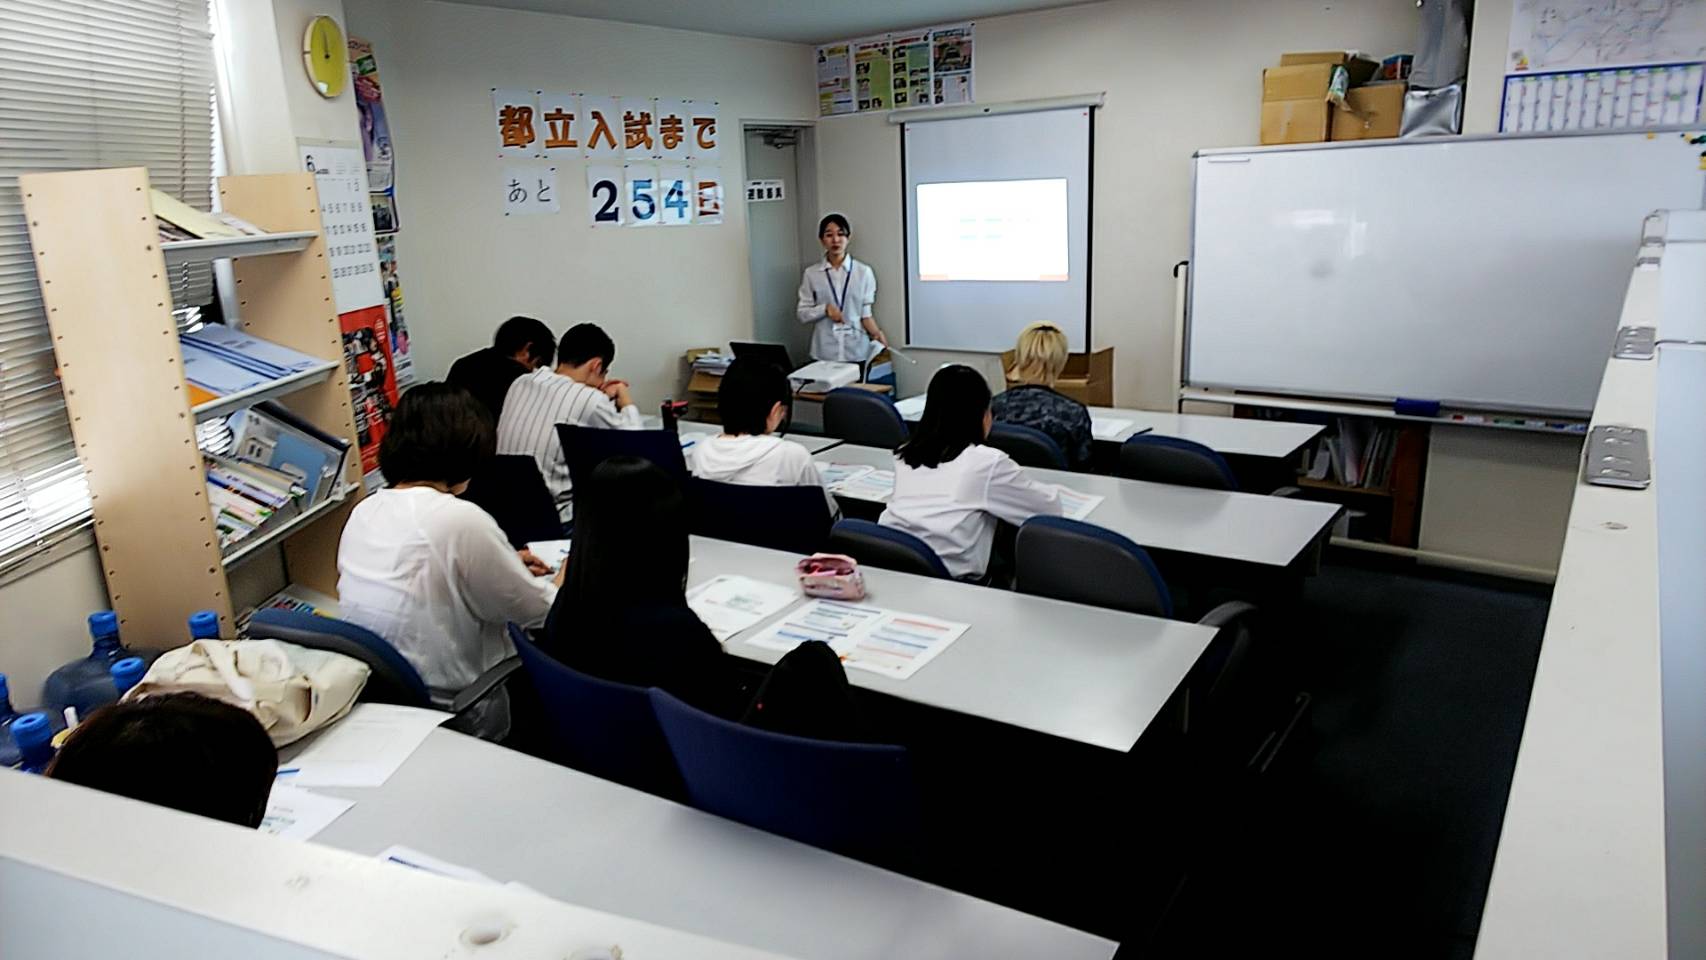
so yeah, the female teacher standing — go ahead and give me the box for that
[796,213,888,363]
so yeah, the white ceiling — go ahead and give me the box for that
[437,0,1097,44]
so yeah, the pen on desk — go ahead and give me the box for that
[276,767,300,778]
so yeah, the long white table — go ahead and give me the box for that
[894,396,1322,459]
[305,729,1115,960]
[814,444,1341,570]
[641,418,846,454]
[690,536,1214,752]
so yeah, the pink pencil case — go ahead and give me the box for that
[796,553,866,601]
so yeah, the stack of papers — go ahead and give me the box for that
[1053,486,1104,521]
[691,352,733,375]
[524,539,572,572]
[180,323,326,405]
[260,784,355,840]
[686,575,802,642]
[816,462,896,502]
[276,703,448,788]
[1090,417,1136,440]
[743,598,969,681]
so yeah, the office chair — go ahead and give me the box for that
[507,623,683,798]
[687,478,834,554]
[987,423,1069,469]
[1118,434,1239,491]
[822,388,909,448]
[246,609,520,717]
[649,688,917,866]
[460,454,565,547]
[1013,516,1174,618]
[557,423,690,495]
[826,518,951,579]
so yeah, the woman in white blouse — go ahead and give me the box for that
[796,213,887,364]
[337,383,563,740]
[879,365,1064,580]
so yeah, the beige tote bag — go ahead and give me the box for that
[124,639,369,746]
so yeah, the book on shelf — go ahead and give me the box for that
[150,189,265,241]
[228,401,352,506]
[1306,418,1401,490]
[180,323,327,406]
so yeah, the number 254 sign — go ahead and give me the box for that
[587,165,723,228]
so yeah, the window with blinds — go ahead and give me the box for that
[0,0,215,561]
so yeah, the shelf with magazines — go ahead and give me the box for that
[21,169,363,644]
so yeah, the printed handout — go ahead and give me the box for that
[277,703,448,788]
[743,598,969,681]
[687,574,802,642]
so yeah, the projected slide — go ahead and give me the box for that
[916,178,1069,282]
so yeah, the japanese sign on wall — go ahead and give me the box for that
[491,89,723,228]
[817,22,974,116]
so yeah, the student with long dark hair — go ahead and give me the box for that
[880,364,1064,580]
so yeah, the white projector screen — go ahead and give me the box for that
[903,108,1092,352]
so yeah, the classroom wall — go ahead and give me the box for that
[341,0,817,407]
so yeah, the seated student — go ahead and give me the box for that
[445,315,555,424]
[496,322,643,522]
[688,358,838,518]
[48,692,277,828]
[990,321,1093,468]
[338,383,562,740]
[880,364,1065,580]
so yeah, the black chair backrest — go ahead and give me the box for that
[826,519,951,579]
[460,454,564,547]
[1013,516,1173,617]
[688,478,834,554]
[557,424,690,495]
[822,388,909,448]
[987,422,1068,469]
[1118,435,1239,491]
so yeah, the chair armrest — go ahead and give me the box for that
[1196,599,1260,629]
[450,656,523,715]
[1269,486,1304,498]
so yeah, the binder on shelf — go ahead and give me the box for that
[180,323,333,409]
[229,401,352,505]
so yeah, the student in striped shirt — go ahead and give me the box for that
[495,322,643,521]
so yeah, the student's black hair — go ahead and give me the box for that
[561,456,690,615]
[717,358,792,436]
[818,213,851,237]
[493,315,555,367]
[47,692,277,828]
[378,381,494,486]
[557,322,616,370]
[897,364,991,468]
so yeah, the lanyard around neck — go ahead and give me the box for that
[825,259,852,314]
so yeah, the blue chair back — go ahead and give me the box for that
[557,424,690,495]
[1014,516,1174,618]
[822,388,908,448]
[688,477,833,554]
[460,454,564,547]
[648,688,915,864]
[1118,434,1239,491]
[507,624,683,798]
[826,518,951,579]
[988,423,1068,469]
[246,609,431,706]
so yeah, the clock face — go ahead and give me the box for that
[302,15,347,99]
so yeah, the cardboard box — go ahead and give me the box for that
[1262,98,1333,144]
[1280,50,1380,86]
[1262,62,1340,102]
[1331,82,1407,140]
[1000,347,1113,406]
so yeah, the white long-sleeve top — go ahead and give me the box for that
[336,486,557,738]
[495,366,644,521]
[879,444,1065,579]
[688,433,840,518]
[796,255,877,362]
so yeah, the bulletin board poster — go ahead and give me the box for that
[298,142,385,314]
[931,24,975,105]
[340,304,400,476]
[891,31,932,108]
[376,237,412,385]
[817,43,854,116]
[854,37,893,112]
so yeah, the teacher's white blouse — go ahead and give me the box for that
[796,255,878,362]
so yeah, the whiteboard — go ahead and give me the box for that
[1187,132,1705,414]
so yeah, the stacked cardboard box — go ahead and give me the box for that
[1261,51,1400,145]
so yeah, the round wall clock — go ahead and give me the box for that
[302,15,348,99]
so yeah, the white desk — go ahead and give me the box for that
[309,729,1115,960]
[893,396,1322,459]
[690,536,1214,752]
[814,444,1341,569]
[658,418,845,454]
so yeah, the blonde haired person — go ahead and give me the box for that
[990,322,1093,468]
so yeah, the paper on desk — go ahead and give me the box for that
[259,784,354,840]
[815,461,873,487]
[1053,486,1104,521]
[525,538,572,572]
[894,394,927,419]
[278,704,449,788]
[687,574,802,642]
[829,468,895,503]
[743,598,969,680]
[376,844,498,886]
[1090,417,1135,440]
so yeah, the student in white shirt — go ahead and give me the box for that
[496,322,643,521]
[338,383,563,741]
[880,364,1064,580]
[796,213,886,364]
[689,358,838,518]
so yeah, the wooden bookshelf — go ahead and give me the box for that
[20,169,360,646]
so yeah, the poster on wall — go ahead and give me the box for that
[1500,1,1706,131]
[538,89,580,155]
[298,142,385,314]
[375,237,411,385]
[891,31,932,107]
[931,24,975,105]
[854,37,893,111]
[339,304,400,476]
[685,101,720,161]
[502,165,561,215]
[816,42,854,116]
[1501,63,1706,131]
[349,38,393,193]
[581,96,624,159]
[493,87,539,158]
[694,167,724,225]
[820,23,972,115]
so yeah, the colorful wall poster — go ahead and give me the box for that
[376,237,411,385]
[820,23,973,115]
[349,37,394,193]
[891,31,932,108]
[931,24,975,105]
[854,37,893,112]
[339,304,400,476]
[816,42,854,116]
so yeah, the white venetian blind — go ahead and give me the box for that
[0,0,214,560]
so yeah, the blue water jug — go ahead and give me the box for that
[42,611,132,719]
[111,657,147,697]
[11,712,54,774]
[188,609,221,640]
[0,674,22,768]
